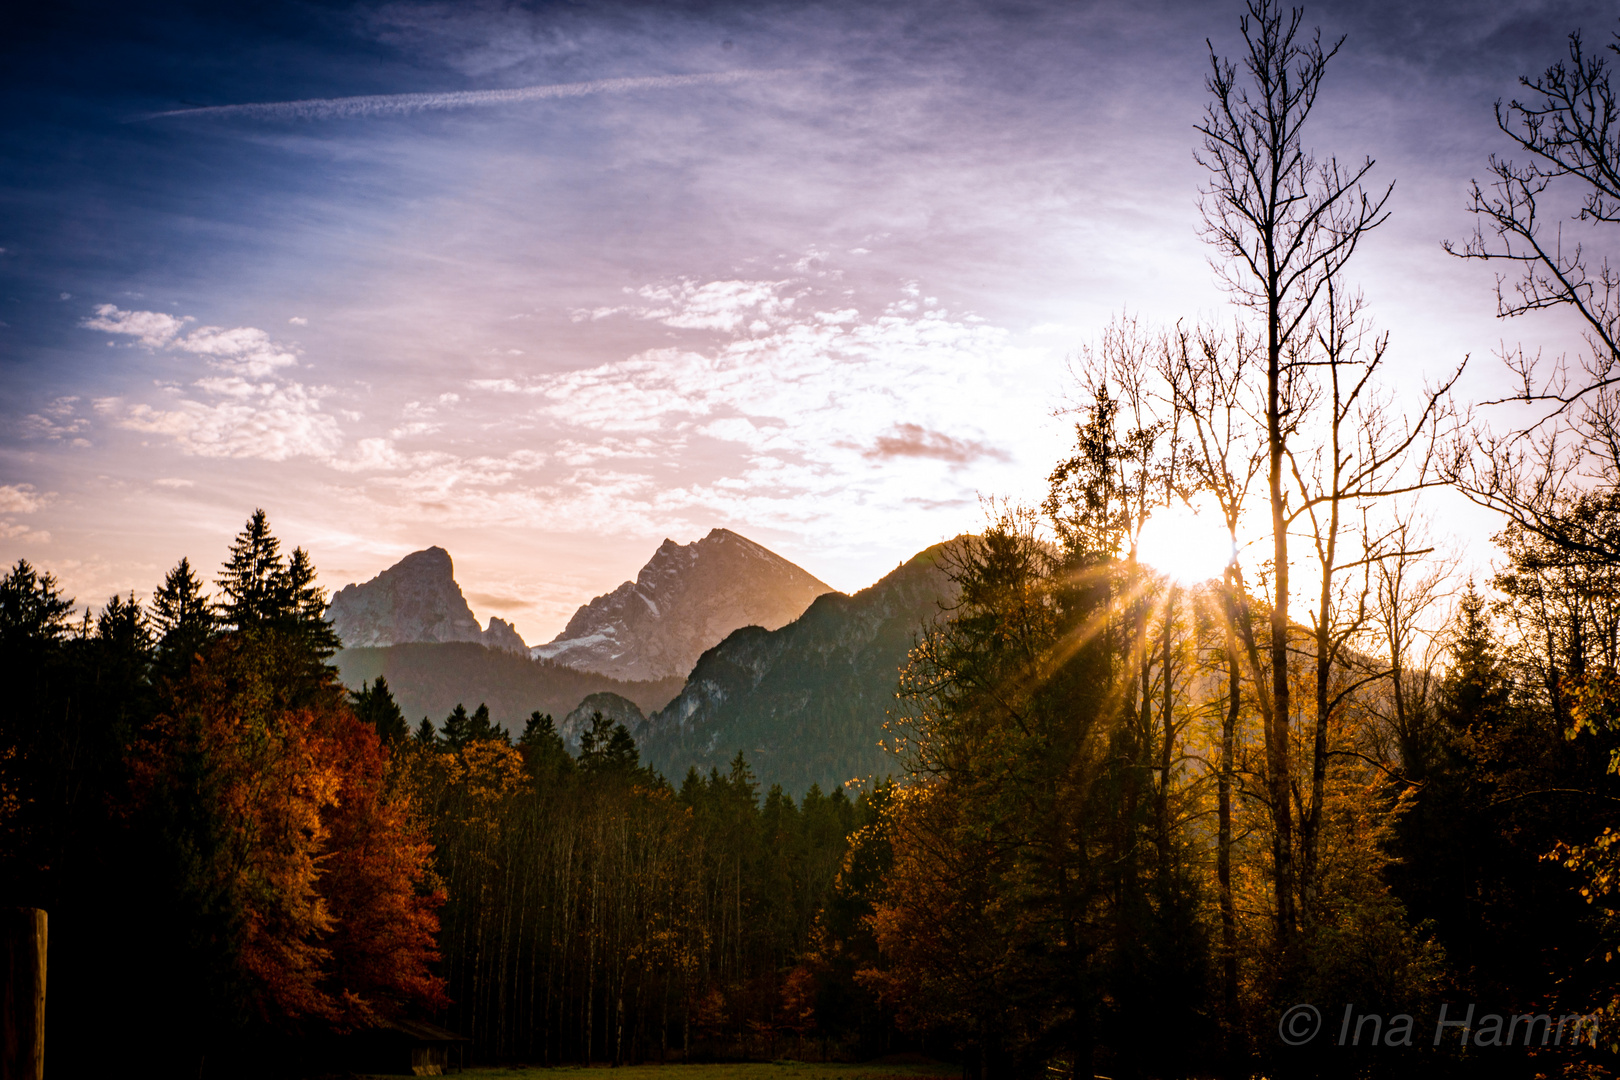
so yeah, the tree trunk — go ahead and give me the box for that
[1218,588,1240,1044]
[2,908,46,1080]
[1266,316,1298,949]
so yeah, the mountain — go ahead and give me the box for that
[637,538,963,793]
[559,692,648,751]
[327,547,527,653]
[334,643,683,736]
[534,528,831,682]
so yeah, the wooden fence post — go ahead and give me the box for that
[1,908,46,1080]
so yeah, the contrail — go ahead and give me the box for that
[144,69,786,122]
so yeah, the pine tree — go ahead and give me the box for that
[518,711,557,748]
[468,703,504,744]
[351,677,409,744]
[414,717,438,745]
[1439,583,1511,733]
[518,711,572,786]
[580,714,642,776]
[282,546,342,659]
[217,510,284,630]
[442,704,472,749]
[151,557,215,675]
[95,593,151,656]
[0,559,75,648]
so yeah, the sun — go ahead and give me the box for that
[1137,501,1235,585]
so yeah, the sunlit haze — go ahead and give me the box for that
[1,0,1609,640]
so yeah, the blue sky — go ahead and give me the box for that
[1,0,1614,642]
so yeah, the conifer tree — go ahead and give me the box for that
[94,593,149,655]
[150,557,215,675]
[518,711,572,786]
[0,559,75,648]
[580,713,642,775]
[281,546,342,658]
[218,509,285,629]
[351,677,409,744]
[414,716,438,745]
[1439,583,1511,732]
[442,704,472,748]
[518,711,558,747]
[468,702,504,743]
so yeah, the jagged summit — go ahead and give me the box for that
[327,546,527,653]
[533,528,831,682]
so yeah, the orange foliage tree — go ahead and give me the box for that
[130,628,445,1029]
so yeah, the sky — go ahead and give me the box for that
[1,0,1616,645]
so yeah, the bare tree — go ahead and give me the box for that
[1161,321,1265,1029]
[1287,280,1461,901]
[1196,0,1392,946]
[1367,513,1454,783]
[1447,29,1620,558]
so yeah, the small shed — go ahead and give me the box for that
[351,1017,469,1076]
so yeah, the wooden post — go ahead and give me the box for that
[1,909,45,1080]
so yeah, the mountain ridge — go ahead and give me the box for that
[534,528,831,681]
[637,537,964,792]
[327,546,527,653]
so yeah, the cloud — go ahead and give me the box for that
[21,397,89,441]
[84,305,346,461]
[436,276,1056,545]
[328,437,452,473]
[636,279,796,333]
[174,326,299,377]
[84,305,191,347]
[864,422,1010,464]
[88,305,300,376]
[152,478,195,488]
[119,381,343,461]
[0,523,50,543]
[0,484,49,514]
[144,69,790,122]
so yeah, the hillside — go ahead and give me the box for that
[335,642,684,735]
[638,538,963,792]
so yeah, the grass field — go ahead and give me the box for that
[434,1057,959,1080]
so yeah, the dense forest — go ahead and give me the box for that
[9,3,1620,1078]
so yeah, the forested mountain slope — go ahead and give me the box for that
[639,538,962,792]
[335,642,683,733]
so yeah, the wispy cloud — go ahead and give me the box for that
[20,397,89,442]
[863,423,1011,465]
[143,69,791,122]
[0,484,52,545]
[86,306,339,460]
[87,304,299,376]
[120,382,343,461]
[450,275,1044,542]
[0,484,50,514]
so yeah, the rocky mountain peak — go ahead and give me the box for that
[327,547,527,653]
[559,691,649,751]
[533,529,831,682]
